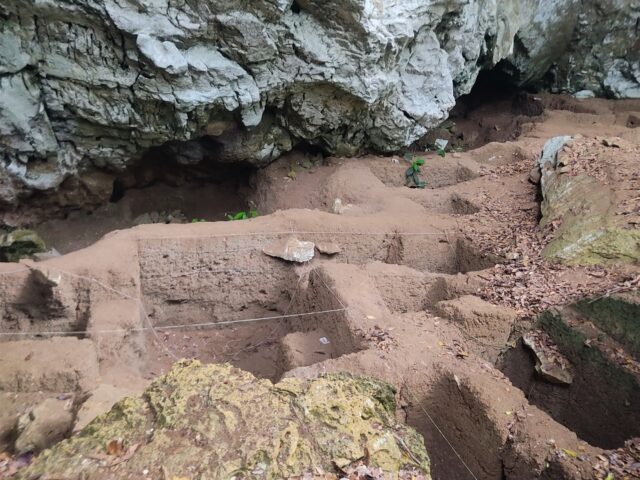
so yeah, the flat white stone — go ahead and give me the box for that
[262,237,315,263]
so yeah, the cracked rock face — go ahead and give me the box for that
[0,0,638,213]
[509,0,640,98]
[22,361,431,479]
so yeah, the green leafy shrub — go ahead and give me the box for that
[404,155,426,189]
[226,210,258,221]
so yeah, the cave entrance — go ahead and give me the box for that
[106,146,255,225]
[34,144,255,254]
[415,65,544,152]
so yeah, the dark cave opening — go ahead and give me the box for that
[109,178,126,203]
[35,141,257,255]
[107,141,255,209]
[454,64,523,111]
[415,65,545,152]
[290,0,301,14]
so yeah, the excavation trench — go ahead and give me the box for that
[135,239,512,479]
[1,227,636,479]
[139,240,359,381]
[402,372,507,480]
[500,310,640,450]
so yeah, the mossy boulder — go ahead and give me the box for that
[0,229,46,262]
[540,172,640,264]
[20,361,430,479]
[539,138,640,265]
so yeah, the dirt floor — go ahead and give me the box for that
[1,94,640,479]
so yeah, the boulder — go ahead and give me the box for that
[0,1,638,214]
[15,397,76,454]
[22,361,431,479]
[539,136,640,265]
[522,330,573,386]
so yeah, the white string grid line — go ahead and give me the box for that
[0,268,348,338]
[405,389,480,480]
[139,230,453,241]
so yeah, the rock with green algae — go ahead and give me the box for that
[20,361,431,480]
[539,138,640,265]
[0,229,46,262]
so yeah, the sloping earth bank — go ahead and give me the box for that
[0,95,639,479]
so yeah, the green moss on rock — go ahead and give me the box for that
[540,167,640,265]
[0,229,46,262]
[21,361,430,480]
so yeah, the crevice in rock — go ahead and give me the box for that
[290,0,302,14]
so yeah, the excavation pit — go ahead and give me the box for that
[499,311,640,449]
[404,374,505,480]
[367,156,481,189]
[139,240,359,381]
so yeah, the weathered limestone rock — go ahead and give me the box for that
[263,236,315,263]
[522,330,573,385]
[316,241,342,255]
[0,1,637,214]
[508,0,639,98]
[538,136,640,265]
[15,397,76,454]
[22,361,431,479]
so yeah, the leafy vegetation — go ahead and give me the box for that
[404,155,426,189]
[434,138,447,157]
[226,210,259,221]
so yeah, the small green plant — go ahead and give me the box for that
[433,139,448,158]
[404,155,426,189]
[226,210,258,221]
[191,218,206,223]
